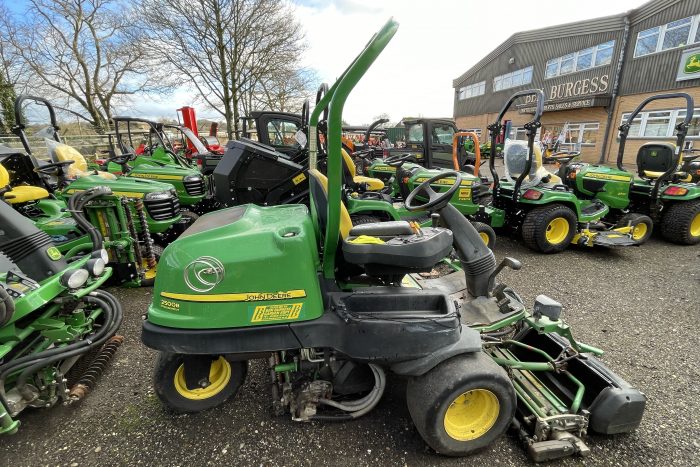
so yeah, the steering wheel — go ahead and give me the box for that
[385,153,416,167]
[34,160,75,176]
[405,171,462,212]
[107,153,136,165]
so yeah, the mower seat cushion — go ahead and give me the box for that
[53,144,116,180]
[354,175,385,191]
[342,226,452,269]
[3,185,50,204]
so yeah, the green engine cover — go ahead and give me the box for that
[571,164,632,210]
[148,204,323,329]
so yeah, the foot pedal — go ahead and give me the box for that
[528,432,590,462]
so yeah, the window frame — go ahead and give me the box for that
[620,107,700,140]
[492,66,533,93]
[458,80,486,100]
[544,40,616,79]
[633,14,700,58]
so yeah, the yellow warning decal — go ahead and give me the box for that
[130,173,184,181]
[458,188,471,200]
[370,166,396,173]
[415,177,473,187]
[64,188,145,198]
[161,289,307,302]
[251,303,303,322]
[292,173,306,185]
[583,173,631,182]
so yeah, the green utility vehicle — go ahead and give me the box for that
[1,152,160,286]
[0,189,123,434]
[142,20,645,462]
[13,95,183,241]
[485,90,649,253]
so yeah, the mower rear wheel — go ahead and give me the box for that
[521,204,576,253]
[154,353,247,413]
[660,200,700,245]
[406,353,515,456]
[471,222,496,249]
[616,213,653,244]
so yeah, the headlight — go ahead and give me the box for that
[60,269,89,289]
[184,174,202,183]
[93,248,109,263]
[145,191,172,201]
[86,258,106,277]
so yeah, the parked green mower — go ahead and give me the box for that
[141,19,644,462]
[485,90,649,253]
[0,188,123,434]
[1,152,160,286]
[13,95,183,242]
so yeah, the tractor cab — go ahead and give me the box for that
[401,118,456,169]
[241,110,305,159]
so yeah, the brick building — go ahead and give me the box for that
[452,0,700,165]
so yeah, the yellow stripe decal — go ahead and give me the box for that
[161,289,307,302]
[130,173,184,181]
[65,189,145,198]
[583,173,631,182]
[415,177,473,186]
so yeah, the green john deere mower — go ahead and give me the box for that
[485,89,650,253]
[0,188,123,434]
[142,19,645,462]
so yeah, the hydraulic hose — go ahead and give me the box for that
[0,286,14,327]
[438,203,496,297]
[316,364,385,419]
[68,187,112,251]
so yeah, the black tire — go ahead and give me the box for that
[521,204,577,253]
[616,213,653,245]
[350,214,382,225]
[182,210,200,224]
[154,352,247,413]
[472,221,496,249]
[660,200,700,245]
[140,244,164,287]
[406,353,515,456]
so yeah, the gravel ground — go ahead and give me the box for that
[1,235,699,467]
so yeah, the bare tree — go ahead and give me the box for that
[5,0,162,133]
[247,67,318,115]
[0,3,28,134]
[139,0,313,139]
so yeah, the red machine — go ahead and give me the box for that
[177,106,225,155]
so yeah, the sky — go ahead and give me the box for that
[12,0,650,125]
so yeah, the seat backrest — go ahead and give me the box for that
[636,143,677,178]
[503,140,561,184]
[0,163,10,188]
[53,144,89,177]
[341,148,357,177]
[308,169,353,239]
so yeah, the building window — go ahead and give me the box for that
[541,122,600,148]
[461,128,482,137]
[544,41,615,79]
[458,81,485,100]
[634,15,700,57]
[493,66,533,92]
[621,108,700,139]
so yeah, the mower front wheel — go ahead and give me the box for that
[616,213,653,245]
[521,204,576,253]
[471,222,496,249]
[660,201,700,245]
[406,353,515,456]
[154,353,247,413]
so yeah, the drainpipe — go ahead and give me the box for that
[599,14,631,163]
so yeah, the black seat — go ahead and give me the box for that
[636,143,677,179]
[308,169,452,275]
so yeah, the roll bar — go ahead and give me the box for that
[12,95,62,159]
[365,118,389,143]
[308,18,399,278]
[488,89,545,202]
[452,131,481,172]
[616,92,693,202]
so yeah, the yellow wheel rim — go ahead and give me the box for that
[691,212,700,238]
[545,217,569,245]
[632,222,648,241]
[479,232,490,246]
[443,389,500,441]
[174,357,231,400]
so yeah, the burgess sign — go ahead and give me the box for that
[518,74,611,113]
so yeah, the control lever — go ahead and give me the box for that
[489,257,522,285]
[489,257,522,312]
[431,213,440,228]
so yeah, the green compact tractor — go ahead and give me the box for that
[1,152,160,286]
[608,93,699,245]
[141,19,645,462]
[0,189,123,434]
[99,116,211,217]
[485,90,649,253]
[13,95,183,244]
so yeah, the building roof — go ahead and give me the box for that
[452,0,682,88]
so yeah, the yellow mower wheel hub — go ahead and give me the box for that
[632,222,648,241]
[479,232,490,246]
[545,218,569,244]
[174,357,231,400]
[691,212,700,238]
[443,389,500,441]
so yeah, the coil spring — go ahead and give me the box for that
[133,199,157,269]
[122,199,144,268]
[67,335,124,402]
